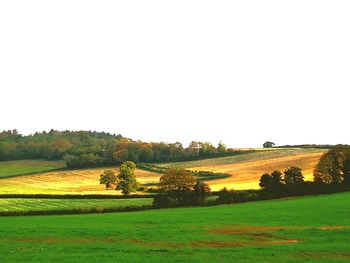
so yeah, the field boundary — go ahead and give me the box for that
[0,204,153,217]
[0,194,156,199]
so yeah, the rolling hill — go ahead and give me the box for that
[0,160,65,179]
[0,167,160,195]
[158,148,326,190]
[0,148,326,194]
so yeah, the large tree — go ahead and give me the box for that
[154,169,199,207]
[314,149,346,184]
[284,167,304,185]
[263,141,275,148]
[259,173,273,189]
[259,170,283,190]
[117,161,139,195]
[271,170,284,187]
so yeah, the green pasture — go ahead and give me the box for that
[0,198,152,213]
[0,191,349,262]
[0,160,65,178]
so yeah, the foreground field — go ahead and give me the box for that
[0,191,349,262]
[160,148,326,190]
[0,198,152,213]
[0,160,65,178]
[0,167,160,195]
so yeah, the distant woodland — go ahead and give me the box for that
[0,130,243,168]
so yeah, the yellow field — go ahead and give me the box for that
[0,167,160,195]
[197,152,325,191]
[0,149,327,194]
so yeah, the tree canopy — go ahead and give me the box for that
[314,147,350,185]
[284,167,304,185]
[99,170,118,189]
[263,141,275,148]
[0,130,245,169]
[153,169,210,207]
[117,161,139,195]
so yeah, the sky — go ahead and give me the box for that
[0,1,349,148]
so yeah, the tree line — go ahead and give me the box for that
[0,129,248,168]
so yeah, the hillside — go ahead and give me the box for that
[1,191,349,262]
[158,148,326,190]
[0,167,160,195]
[0,160,65,179]
[0,148,326,194]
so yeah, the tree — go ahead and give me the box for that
[217,141,226,153]
[259,173,273,189]
[284,167,304,185]
[263,141,275,148]
[99,170,117,189]
[193,180,211,205]
[343,155,350,186]
[216,187,236,204]
[153,169,197,207]
[314,149,346,184]
[117,161,139,195]
[271,170,284,187]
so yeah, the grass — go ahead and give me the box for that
[0,191,349,262]
[0,198,152,213]
[0,166,160,195]
[0,160,65,178]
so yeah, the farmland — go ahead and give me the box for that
[0,198,152,213]
[0,167,160,195]
[0,191,349,262]
[0,160,65,179]
[158,148,326,190]
[0,148,327,195]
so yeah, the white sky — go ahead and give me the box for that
[0,1,349,148]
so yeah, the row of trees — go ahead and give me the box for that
[99,164,211,206]
[0,130,248,168]
[0,129,121,162]
[258,147,350,193]
[259,167,304,190]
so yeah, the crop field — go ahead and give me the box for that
[0,160,65,178]
[0,191,349,262]
[159,148,326,191]
[0,198,152,213]
[0,167,160,195]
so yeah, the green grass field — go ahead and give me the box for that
[0,198,152,213]
[0,191,349,262]
[0,160,65,178]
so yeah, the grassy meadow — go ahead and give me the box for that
[0,198,152,213]
[0,160,65,178]
[0,191,349,262]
